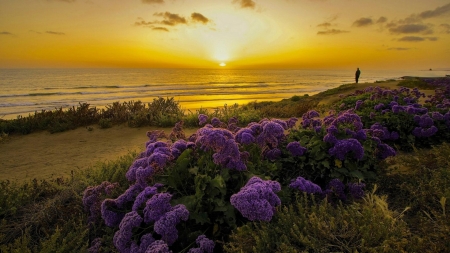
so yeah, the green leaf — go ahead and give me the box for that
[190,212,210,225]
[209,175,226,196]
[350,170,364,180]
[189,166,199,175]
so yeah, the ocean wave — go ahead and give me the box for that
[0,102,36,107]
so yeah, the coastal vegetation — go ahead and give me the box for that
[1,77,450,252]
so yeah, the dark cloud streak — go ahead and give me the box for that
[317,29,349,35]
[191,12,209,24]
[389,24,431,34]
[0,31,14,35]
[46,31,65,35]
[376,17,387,23]
[353,17,373,27]
[152,27,169,32]
[153,12,187,26]
[398,36,437,42]
[233,0,256,9]
[142,0,164,4]
[419,3,450,19]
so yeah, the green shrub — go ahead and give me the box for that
[224,188,412,253]
[98,118,112,129]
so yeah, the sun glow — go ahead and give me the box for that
[219,62,226,67]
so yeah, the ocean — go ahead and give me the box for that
[0,68,448,120]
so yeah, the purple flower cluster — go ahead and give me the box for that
[230,176,281,221]
[145,240,172,253]
[154,204,189,245]
[328,138,364,161]
[187,235,215,253]
[355,100,364,110]
[102,183,144,227]
[286,117,298,129]
[301,110,322,131]
[83,181,119,224]
[169,121,185,140]
[324,179,347,202]
[195,127,248,170]
[256,119,286,149]
[286,141,307,156]
[347,182,366,199]
[289,177,322,194]
[113,211,143,253]
[412,114,438,138]
[369,123,399,141]
[198,114,208,126]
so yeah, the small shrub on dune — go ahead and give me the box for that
[224,187,413,253]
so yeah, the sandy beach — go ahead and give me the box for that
[0,80,429,182]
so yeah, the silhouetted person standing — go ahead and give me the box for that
[355,68,361,84]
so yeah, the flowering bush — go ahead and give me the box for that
[230,176,281,221]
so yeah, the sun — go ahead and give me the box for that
[219,62,226,67]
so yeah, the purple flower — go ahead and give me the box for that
[355,100,363,110]
[323,133,338,144]
[187,235,215,253]
[289,177,322,194]
[143,193,173,224]
[326,179,347,202]
[230,176,281,221]
[101,199,125,227]
[376,143,396,159]
[328,139,364,161]
[286,141,307,156]
[154,204,189,245]
[432,112,444,121]
[302,110,320,119]
[83,181,119,224]
[211,117,222,127]
[347,182,366,199]
[132,185,160,211]
[286,117,298,129]
[374,103,384,111]
[88,238,102,253]
[265,148,281,160]
[145,240,172,253]
[113,211,143,253]
[198,114,208,126]
[139,234,156,253]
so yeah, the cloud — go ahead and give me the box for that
[233,0,256,9]
[317,29,349,35]
[152,27,169,32]
[389,24,432,34]
[419,3,450,19]
[142,0,164,3]
[191,13,209,24]
[0,31,13,35]
[440,23,450,33]
[353,17,373,27]
[46,31,65,35]
[398,36,438,42]
[135,12,210,32]
[376,17,388,23]
[154,12,187,26]
[387,47,411,51]
[317,22,332,28]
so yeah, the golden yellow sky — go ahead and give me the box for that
[0,0,449,69]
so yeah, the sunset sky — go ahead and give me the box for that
[0,0,449,69]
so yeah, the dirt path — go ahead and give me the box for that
[0,125,197,181]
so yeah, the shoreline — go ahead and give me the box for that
[0,78,437,182]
